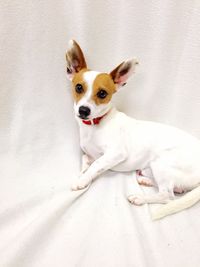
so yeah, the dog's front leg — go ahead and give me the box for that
[80,154,93,174]
[71,151,127,191]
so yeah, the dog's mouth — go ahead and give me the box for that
[78,115,89,120]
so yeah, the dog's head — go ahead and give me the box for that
[66,40,138,120]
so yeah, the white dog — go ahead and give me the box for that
[66,40,200,220]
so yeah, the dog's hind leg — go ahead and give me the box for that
[127,185,172,205]
[136,170,186,194]
[128,161,174,205]
[136,168,154,187]
[128,192,170,205]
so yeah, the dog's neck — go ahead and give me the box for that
[76,105,115,127]
[81,112,109,125]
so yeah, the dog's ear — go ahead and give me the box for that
[110,59,138,89]
[66,40,87,80]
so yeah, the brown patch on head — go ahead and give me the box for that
[71,68,89,102]
[92,73,116,105]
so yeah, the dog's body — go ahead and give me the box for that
[78,106,200,193]
[66,40,200,219]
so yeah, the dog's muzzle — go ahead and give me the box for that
[79,106,91,119]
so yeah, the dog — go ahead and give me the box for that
[66,40,200,220]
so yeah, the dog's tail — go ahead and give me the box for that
[151,185,200,220]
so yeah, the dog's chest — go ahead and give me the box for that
[79,126,104,159]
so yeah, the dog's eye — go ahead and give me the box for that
[75,84,84,94]
[97,89,108,99]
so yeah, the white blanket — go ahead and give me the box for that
[0,1,200,266]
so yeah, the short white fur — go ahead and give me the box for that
[66,40,200,220]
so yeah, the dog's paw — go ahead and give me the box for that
[127,195,146,206]
[174,187,185,194]
[137,177,153,187]
[71,179,90,191]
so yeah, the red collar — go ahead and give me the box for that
[82,112,108,125]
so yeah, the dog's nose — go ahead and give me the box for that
[79,106,91,119]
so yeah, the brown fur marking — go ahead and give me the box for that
[72,69,89,102]
[92,73,116,105]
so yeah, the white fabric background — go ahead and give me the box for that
[0,1,200,266]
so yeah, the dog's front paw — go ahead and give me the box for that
[71,179,91,191]
[127,195,146,206]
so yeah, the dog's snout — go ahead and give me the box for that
[79,106,91,119]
